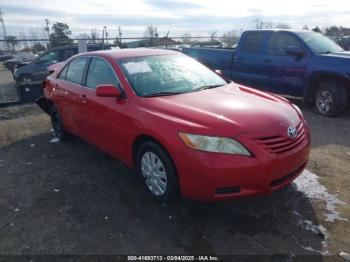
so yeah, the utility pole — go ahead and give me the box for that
[104,26,108,44]
[118,26,122,44]
[0,8,9,51]
[45,18,50,50]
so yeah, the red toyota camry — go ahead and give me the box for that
[37,49,310,202]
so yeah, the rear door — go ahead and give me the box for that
[54,56,90,134]
[263,32,309,96]
[232,31,269,88]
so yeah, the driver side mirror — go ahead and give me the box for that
[215,69,225,77]
[96,84,122,98]
[286,46,304,58]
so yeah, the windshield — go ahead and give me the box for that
[297,32,344,54]
[118,54,227,97]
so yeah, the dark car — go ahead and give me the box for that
[14,44,112,84]
[339,36,350,51]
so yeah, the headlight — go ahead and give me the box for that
[179,133,251,156]
[292,104,303,117]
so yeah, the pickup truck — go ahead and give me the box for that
[182,30,350,116]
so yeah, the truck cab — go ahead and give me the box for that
[182,30,350,117]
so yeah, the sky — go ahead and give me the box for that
[1,0,350,38]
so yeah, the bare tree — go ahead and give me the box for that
[253,19,274,29]
[276,23,291,29]
[181,33,192,44]
[209,30,217,40]
[90,29,100,43]
[144,25,157,46]
[302,25,309,30]
[222,30,240,47]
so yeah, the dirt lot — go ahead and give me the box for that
[0,101,349,260]
[0,63,19,104]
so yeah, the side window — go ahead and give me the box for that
[241,32,265,53]
[61,49,76,61]
[58,65,68,80]
[267,33,302,56]
[65,57,89,84]
[38,51,59,64]
[86,57,118,90]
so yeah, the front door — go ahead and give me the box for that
[78,57,129,160]
[262,32,309,96]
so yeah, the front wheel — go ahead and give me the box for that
[136,141,178,202]
[50,105,71,142]
[314,81,348,117]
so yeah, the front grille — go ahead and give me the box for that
[253,122,306,155]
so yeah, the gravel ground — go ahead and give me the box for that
[0,63,19,104]
[0,101,349,260]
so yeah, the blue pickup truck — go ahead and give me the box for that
[182,30,350,116]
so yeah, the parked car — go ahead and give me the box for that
[3,52,36,71]
[14,44,112,84]
[0,52,14,62]
[339,36,350,51]
[182,30,350,117]
[36,49,310,202]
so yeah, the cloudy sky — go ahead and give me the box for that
[1,0,350,38]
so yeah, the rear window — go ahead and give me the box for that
[241,32,265,53]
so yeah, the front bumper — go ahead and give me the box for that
[172,125,310,202]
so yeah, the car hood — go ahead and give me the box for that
[318,51,350,59]
[143,83,301,137]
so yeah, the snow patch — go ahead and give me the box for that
[293,169,348,222]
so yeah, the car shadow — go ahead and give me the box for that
[0,132,324,259]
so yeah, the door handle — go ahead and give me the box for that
[263,58,272,63]
[235,56,243,61]
[80,94,87,103]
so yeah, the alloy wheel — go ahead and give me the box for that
[141,152,168,196]
[316,90,333,114]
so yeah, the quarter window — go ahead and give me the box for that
[86,57,118,90]
[241,32,265,53]
[65,57,89,84]
[267,33,302,56]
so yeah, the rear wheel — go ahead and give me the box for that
[136,141,178,202]
[314,80,348,117]
[50,105,71,142]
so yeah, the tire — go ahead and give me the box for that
[18,74,35,84]
[50,105,71,142]
[136,141,178,202]
[314,80,348,117]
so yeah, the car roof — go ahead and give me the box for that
[80,48,180,60]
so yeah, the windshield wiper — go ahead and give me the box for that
[194,84,224,92]
[142,91,184,98]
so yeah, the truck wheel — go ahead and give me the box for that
[50,105,71,142]
[136,141,178,202]
[314,81,348,117]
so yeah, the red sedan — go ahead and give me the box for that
[37,49,310,202]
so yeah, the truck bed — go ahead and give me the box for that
[181,47,235,79]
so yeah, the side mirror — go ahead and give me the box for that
[215,69,224,77]
[96,84,122,98]
[286,46,304,57]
